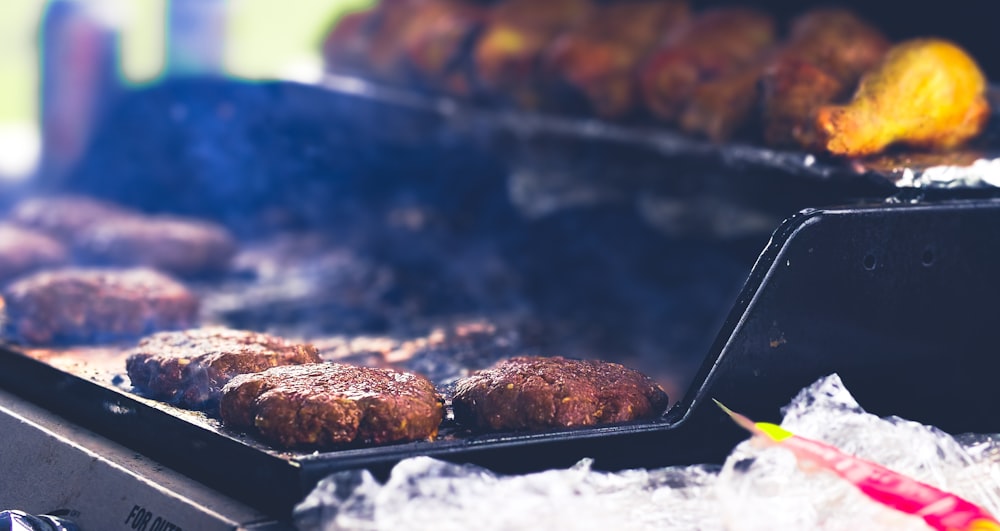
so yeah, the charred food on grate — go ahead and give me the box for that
[126,327,322,411]
[3,268,199,345]
[452,356,669,431]
[220,363,443,449]
[321,2,991,157]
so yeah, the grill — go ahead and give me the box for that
[5,2,1000,529]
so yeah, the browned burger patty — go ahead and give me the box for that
[3,268,199,345]
[8,195,137,240]
[452,356,669,431]
[0,224,69,284]
[126,328,322,411]
[220,363,443,449]
[75,216,237,277]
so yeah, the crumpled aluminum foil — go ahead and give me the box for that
[0,511,79,531]
[293,374,1000,531]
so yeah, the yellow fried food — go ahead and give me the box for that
[816,39,991,157]
[760,8,889,149]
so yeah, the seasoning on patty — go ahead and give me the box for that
[452,356,669,431]
[3,267,199,345]
[126,327,321,411]
[220,363,443,449]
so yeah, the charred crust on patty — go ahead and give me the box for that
[125,327,321,411]
[3,267,199,345]
[220,363,443,449]
[452,356,669,431]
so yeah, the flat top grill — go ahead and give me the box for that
[6,197,1000,522]
[6,77,1000,523]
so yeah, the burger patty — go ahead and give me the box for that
[452,356,669,431]
[75,216,238,277]
[220,363,443,449]
[3,268,199,344]
[126,328,322,411]
[9,195,137,240]
[0,224,69,284]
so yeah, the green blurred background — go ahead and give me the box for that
[0,0,369,176]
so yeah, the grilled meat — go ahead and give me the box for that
[323,0,431,83]
[400,0,486,95]
[816,39,990,157]
[74,215,237,277]
[472,0,594,109]
[639,8,775,123]
[542,0,690,118]
[126,327,321,411]
[220,363,443,448]
[679,57,770,142]
[452,356,669,431]
[761,8,890,149]
[0,224,68,284]
[8,195,137,241]
[3,268,198,344]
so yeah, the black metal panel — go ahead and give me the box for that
[676,198,1000,453]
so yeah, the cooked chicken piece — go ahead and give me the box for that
[679,57,771,142]
[322,0,431,83]
[400,0,486,94]
[489,0,593,32]
[816,39,990,157]
[761,8,890,149]
[580,0,688,49]
[639,8,775,123]
[473,0,594,109]
[542,1,689,118]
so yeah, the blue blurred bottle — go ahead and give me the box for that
[38,0,227,184]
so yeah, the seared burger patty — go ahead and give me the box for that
[3,268,198,345]
[0,224,69,284]
[126,328,321,411]
[75,216,237,277]
[220,363,443,449]
[452,356,669,431]
[9,195,137,240]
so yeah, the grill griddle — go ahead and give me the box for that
[4,199,1000,520]
[313,73,1000,190]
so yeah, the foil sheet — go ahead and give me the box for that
[293,374,1000,531]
